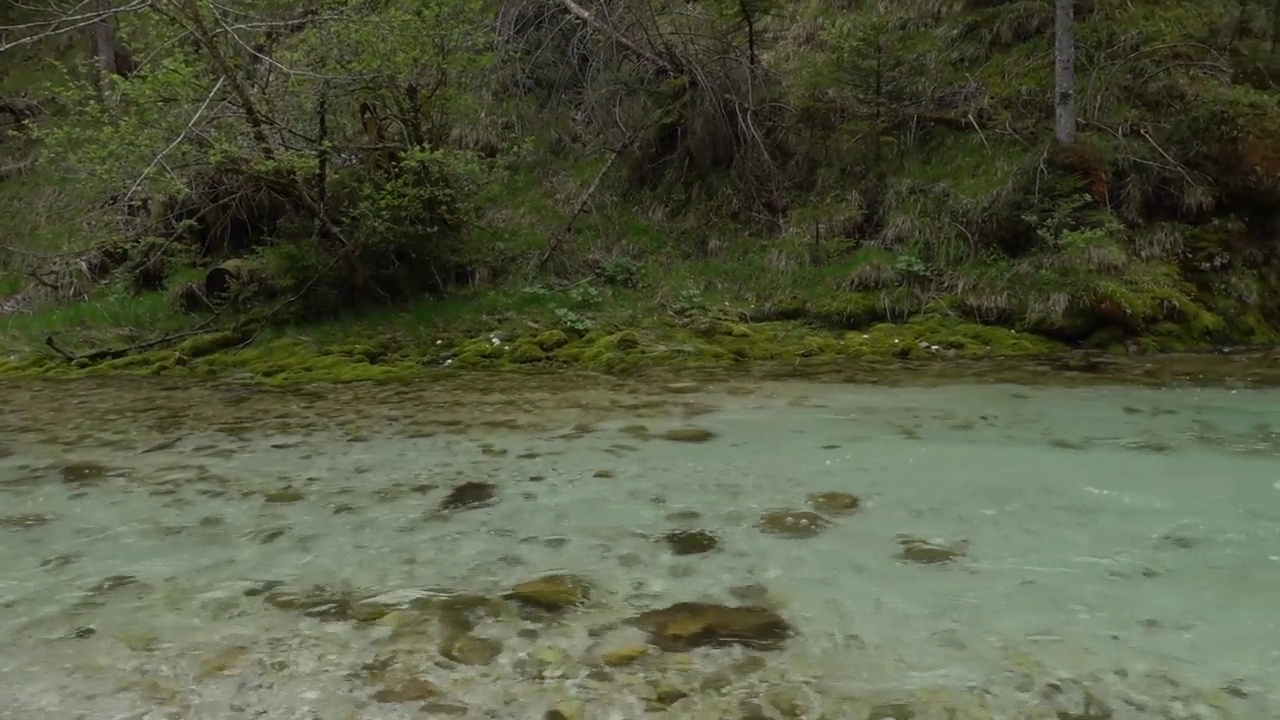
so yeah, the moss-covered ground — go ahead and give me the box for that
[0,276,1070,385]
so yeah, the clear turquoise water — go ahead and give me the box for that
[0,375,1276,719]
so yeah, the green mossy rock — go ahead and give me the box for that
[533,329,570,351]
[176,331,247,358]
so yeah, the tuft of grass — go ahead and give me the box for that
[0,290,191,355]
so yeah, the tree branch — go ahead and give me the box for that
[45,316,218,364]
[0,0,151,53]
[122,74,226,204]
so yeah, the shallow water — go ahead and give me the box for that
[1,371,1278,719]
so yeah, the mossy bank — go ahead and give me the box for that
[0,312,1073,386]
[1,271,1272,387]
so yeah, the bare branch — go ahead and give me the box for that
[0,0,151,53]
[122,74,227,204]
[0,154,38,182]
[558,0,679,74]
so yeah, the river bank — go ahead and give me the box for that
[2,313,1279,389]
[6,272,1280,388]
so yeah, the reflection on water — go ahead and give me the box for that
[0,372,1278,719]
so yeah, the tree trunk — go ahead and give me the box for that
[1054,0,1076,146]
[91,0,121,102]
[1271,0,1280,54]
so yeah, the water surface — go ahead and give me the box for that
[0,371,1277,719]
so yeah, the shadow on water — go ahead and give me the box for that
[1,355,1279,718]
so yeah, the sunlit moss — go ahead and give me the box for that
[176,330,246,358]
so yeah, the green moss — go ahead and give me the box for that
[807,294,888,329]
[568,330,648,372]
[324,343,390,363]
[533,329,570,351]
[176,331,247,359]
[450,336,508,367]
[507,340,547,364]
[764,296,808,321]
[0,307,1214,387]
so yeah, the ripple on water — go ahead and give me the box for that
[0,376,1277,719]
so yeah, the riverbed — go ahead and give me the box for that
[1,367,1277,719]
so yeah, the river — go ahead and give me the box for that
[1,363,1277,719]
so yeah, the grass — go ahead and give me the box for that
[1,290,190,351]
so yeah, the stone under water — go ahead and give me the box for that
[0,373,1277,718]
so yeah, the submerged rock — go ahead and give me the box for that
[644,678,690,709]
[628,601,792,651]
[662,529,720,555]
[807,491,860,514]
[439,634,503,665]
[0,512,55,530]
[242,579,284,597]
[59,461,113,485]
[261,584,396,622]
[866,701,917,719]
[601,644,648,666]
[895,535,967,565]
[727,583,786,610]
[1038,678,1114,720]
[194,645,249,681]
[423,702,471,716]
[439,481,498,511]
[756,509,831,538]
[87,574,139,595]
[432,593,515,635]
[657,427,718,443]
[589,625,651,667]
[619,424,650,437]
[764,684,812,718]
[39,553,80,570]
[372,676,440,703]
[503,573,590,610]
[262,486,305,503]
[249,526,288,544]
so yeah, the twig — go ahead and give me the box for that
[1137,125,1199,188]
[558,0,679,74]
[0,0,152,53]
[122,74,226,205]
[538,141,628,268]
[232,254,342,351]
[45,316,217,364]
[0,154,37,181]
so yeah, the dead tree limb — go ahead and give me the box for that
[45,316,219,364]
[538,140,629,268]
[0,0,152,53]
[558,0,680,75]
[122,74,226,203]
[0,154,36,182]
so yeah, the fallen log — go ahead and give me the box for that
[45,317,223,364]
[204,258,264,300]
